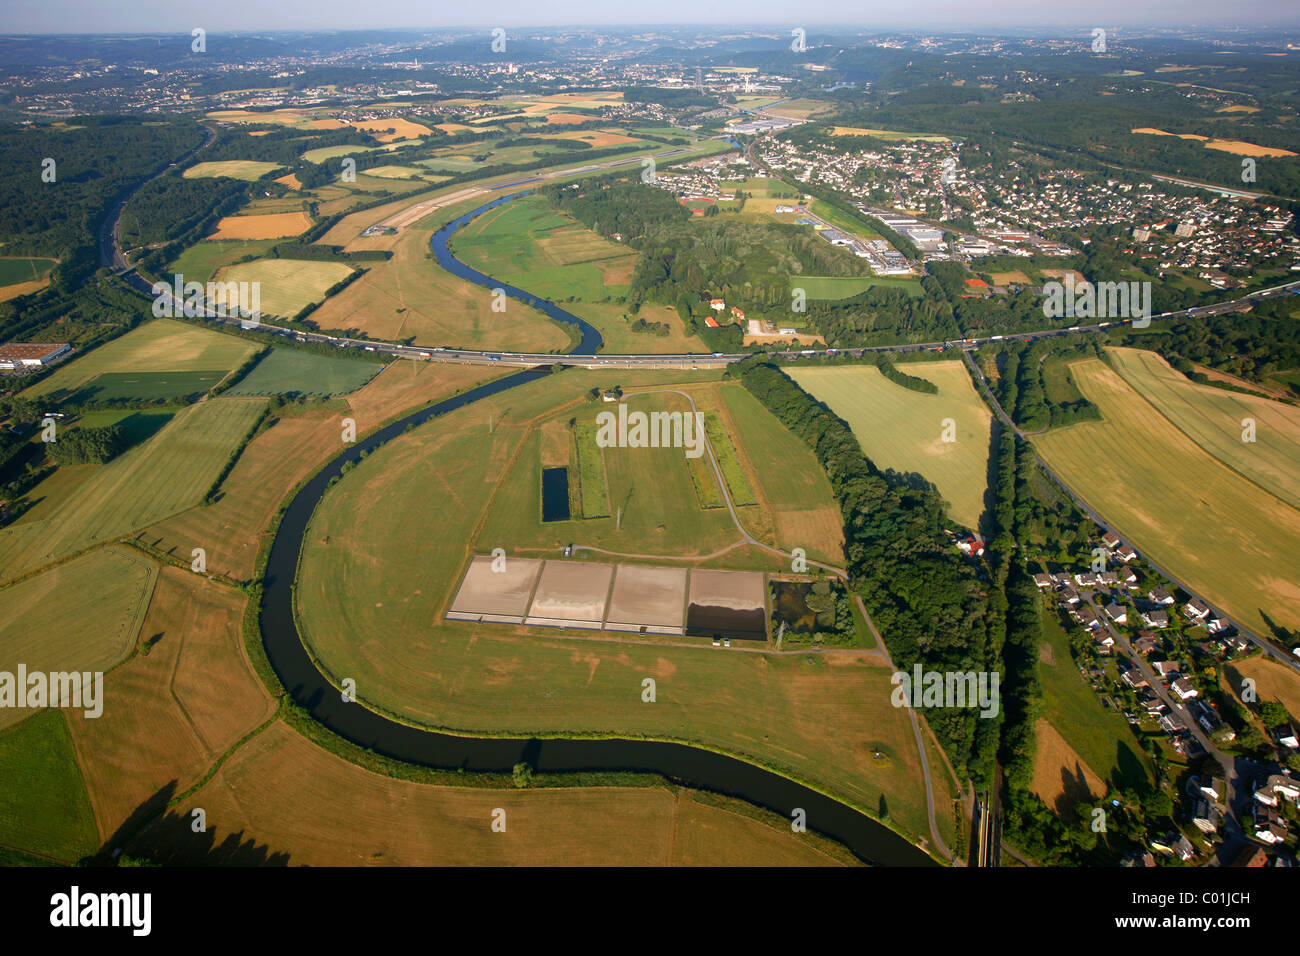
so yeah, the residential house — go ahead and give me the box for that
[1170,677,1199,701]
[1183,598,1211,621]
[1199,776,1225,803]
[1191,799,1222,834]
[1148,587,1175,606]
[1141,609,1170,629]
[1133,631,1160,656]
[1104,602,1127,624]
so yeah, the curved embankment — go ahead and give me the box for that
[258,201,935,867]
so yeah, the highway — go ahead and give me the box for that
[127,272,1300,370]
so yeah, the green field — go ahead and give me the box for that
[477,391,742,557]
[168,239,281,284]
[450,193,637,302]
[300,144,386,164]
[212,258,355,318]
[183,160,282,181]
[73,369,228,402]
[1037,604,1155,792]
[574,418,610,518]
[1108,347,1300,511]
[0,397,268,581]
[1042,354,1087,406]
[1035,357,1300,635]
[225,348,382,397]
[75,408,175,446]
[793,275,924,300]
[0,711,99,862]
[704,412,757,506]
[25,319,257,403]
[789,362,992,530]
[718,385,845,567]
[0,256,56,285]
[0,546,158,731]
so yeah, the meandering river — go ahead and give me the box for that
[256,195,935,866]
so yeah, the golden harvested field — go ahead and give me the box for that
[1203,139,1298,158]
[789,362,992,530]
[0,278,50,301]
[0,546,157,731]
[208,211,313,240]
[1108,347,1300,510]
[0,398,268,582]
[130,722,845,866]
[537,112,594,125]
[1231,656,1300,719]
[1035,358,1300,634]
[349,118,432,141]
[183,160,282,181]
[433,123,473,134]
[360,165,424,179]
[525,129,641,147]
[989,270,1032,285]
[144,362,505,580]
[1216,105,1261,113]
[212,258,354,317]
[1131,127,1208,140]
[1130,128,1296,157]
[1030,718,1105,814]
[65,567,271,841]
[310,118,347,130]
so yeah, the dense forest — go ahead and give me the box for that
[988,336,1105,432]
[547,177,871,347]
[47,423,128,465]
[118,175,248,249]
[0,118,206,287]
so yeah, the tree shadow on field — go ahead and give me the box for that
[83,782,290,867]
[1055,762,1098,817]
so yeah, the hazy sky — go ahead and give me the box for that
[2,0,1298,34]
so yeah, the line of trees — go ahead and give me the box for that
[737,357,998,782]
